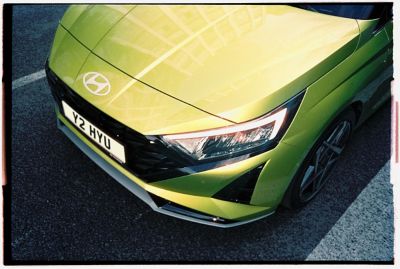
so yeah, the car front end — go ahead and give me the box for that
[46,4,391,227]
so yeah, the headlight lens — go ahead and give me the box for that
[161,91,304,161]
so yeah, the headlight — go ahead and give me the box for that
[161,91,304,161]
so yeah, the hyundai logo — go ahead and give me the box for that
[83,72,111,96]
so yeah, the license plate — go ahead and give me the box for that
[62,100,126,163]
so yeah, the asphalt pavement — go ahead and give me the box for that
[9,5,394,262]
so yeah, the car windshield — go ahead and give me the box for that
[293,4,377,20]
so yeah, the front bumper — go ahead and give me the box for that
[56,111,277,227]
[46,59,304,227]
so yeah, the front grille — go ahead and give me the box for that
[46,65,193,182]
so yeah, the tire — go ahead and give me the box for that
[282,109,356,209]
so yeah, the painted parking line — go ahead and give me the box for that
[306,160,392,261]
[12,69,46,90]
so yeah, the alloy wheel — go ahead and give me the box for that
[299,120,352,202]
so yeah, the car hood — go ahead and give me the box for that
[61,5,360,123]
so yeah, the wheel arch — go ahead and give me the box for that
[280,105,357,208]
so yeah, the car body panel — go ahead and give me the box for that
[356,18,379,47]
[49,27,234,135]
[49,26,91,88]
[47,4,393,226]
[69,53,233,135]
[253,52,392,207]
[61,5,360,124]
[277,16,391,163]
[61,5,136,49]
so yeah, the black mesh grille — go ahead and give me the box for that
[46,65,193,182]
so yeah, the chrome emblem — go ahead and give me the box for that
[83,72,111,96]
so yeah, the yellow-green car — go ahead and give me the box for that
[46,4,393,227]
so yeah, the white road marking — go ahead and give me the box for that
[12,69,46,90]
[306,160,392,261]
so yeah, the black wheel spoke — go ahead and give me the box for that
[323,141,343,155]
[313,146,325,176]
[300,166,315,191]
